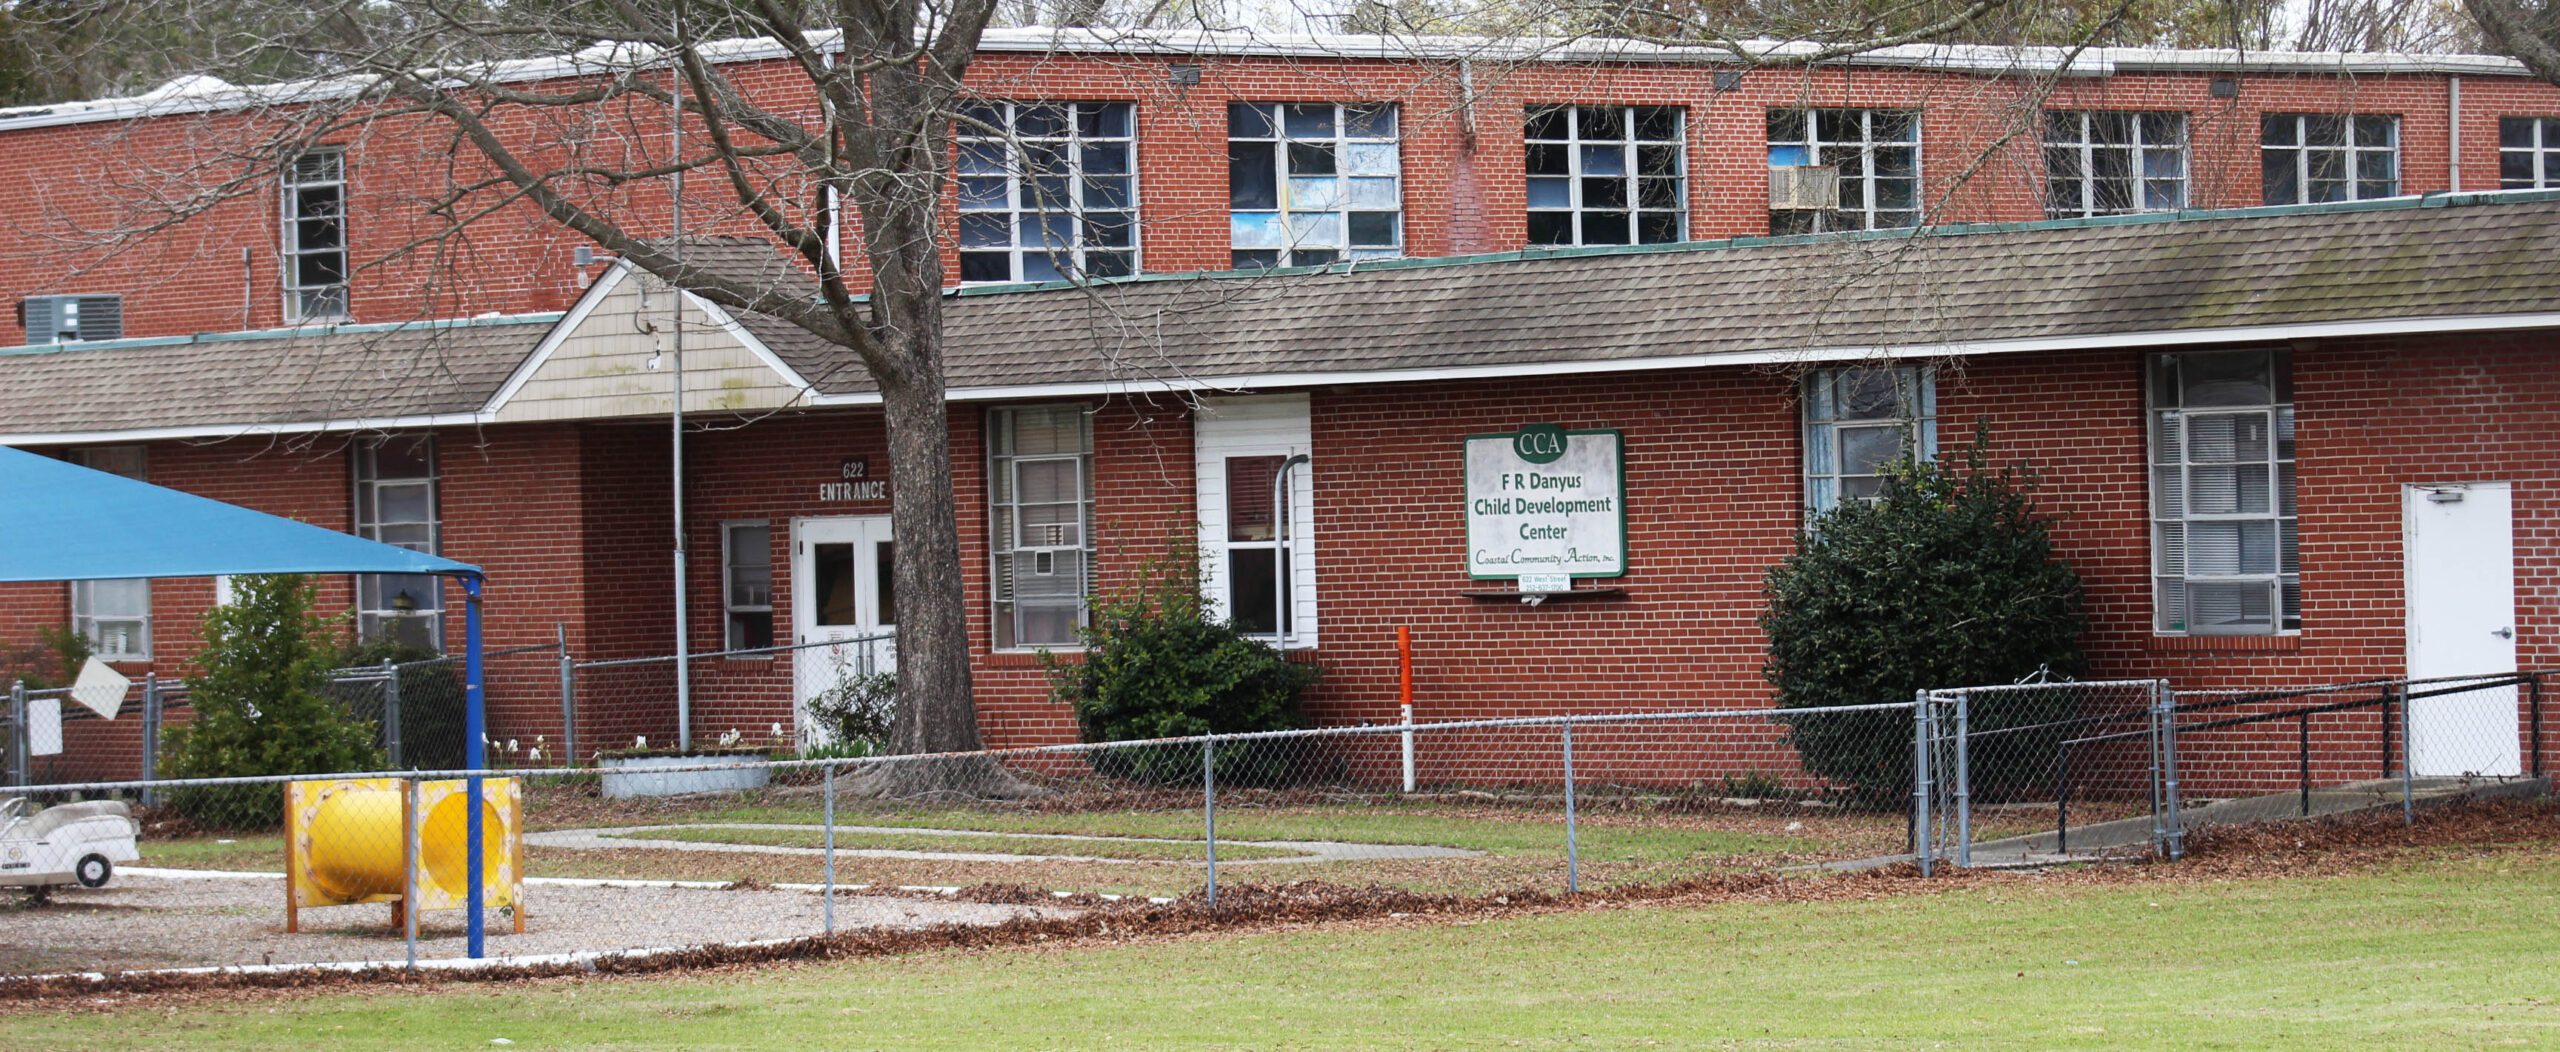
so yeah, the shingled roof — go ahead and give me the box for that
[4,191,2559,441]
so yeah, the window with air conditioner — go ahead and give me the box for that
[988,405,1094,649]
[18,294,123,345]
[1768,109,1921,234]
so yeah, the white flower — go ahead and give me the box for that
[771,723,784,739]
[635,735,648,749]
[527,747,543,763]
[507,739,519,753]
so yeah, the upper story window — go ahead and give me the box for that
[1768,109,1921,235]
[2149,350,2298,636]
[988,406,1094,649]
[354,435,441,651]
[66,447,149,660]
[2499,117,2560,188]
[956,102,1137,284]
[1524,105,1686,247]
[283,149,349,322]
[2043,111,2187,218]
[1803,366,1935,514]
[723,521,775,650]
[2261,114,2398,205]
[1229,103,1402,269]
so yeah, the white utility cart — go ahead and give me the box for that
[0,797,140,901]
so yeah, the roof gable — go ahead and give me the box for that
[484,261,817,423]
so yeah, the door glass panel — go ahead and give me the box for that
[873,540,897,627]
[814,543,857,626]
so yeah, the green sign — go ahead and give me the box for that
[1463,425,1626,580]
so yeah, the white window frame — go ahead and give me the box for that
[2043,110,2188,218]
[353,435,442,651]
[282,148,349,322]
[1193,395,1317,648]
[1802,366,1936,514]
[722,520,775,652]
[988,405,1095,650]
[2261,114,2399,205]
[1227,102,1403,269]
[955,102,1138,284]
[1524,104,1687,247]
[2148,349,2299,636]
[65,447,150,660]
[1768,109,1922,234]
[2498,116,2560,189]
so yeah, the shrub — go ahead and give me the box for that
[803,655,897,752]
[1047,553,1320,787]
[160,575,385,828]
[1760,425,2086,806]
[331,638,468,771]
[0,626,91,690]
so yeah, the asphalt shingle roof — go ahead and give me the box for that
[4,191,2557,440]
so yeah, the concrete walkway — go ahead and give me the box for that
[527,823,1483,865]
[1826,775,2549,872]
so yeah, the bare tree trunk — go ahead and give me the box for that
[2465,0,2560,87]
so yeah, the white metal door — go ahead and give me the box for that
[792,515,896,745]
[2403,482,2521,777]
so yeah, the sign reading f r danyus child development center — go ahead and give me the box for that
[1464,424,1626,580]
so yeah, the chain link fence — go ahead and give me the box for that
[0,701,1921,979]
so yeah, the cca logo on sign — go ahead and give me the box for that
[1512,423,1568,465]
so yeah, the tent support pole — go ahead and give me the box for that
[464,575,487,960]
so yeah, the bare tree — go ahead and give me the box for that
[2466,0,2560,83]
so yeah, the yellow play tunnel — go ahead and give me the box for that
[286,778,524,928]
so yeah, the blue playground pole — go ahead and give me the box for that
[463,574,487,959]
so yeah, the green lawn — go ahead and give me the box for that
[600,824,1306,861]
[7,848,2551,1049]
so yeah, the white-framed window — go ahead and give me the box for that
[1768,109,1921,234]
[65,446,150,660]
[354,435,441,651]
[1524,105,1686,247]
[955,102,1137,284]
[283,148,349,322]
[2499,117,2560,189]
[723,521,775,651]
[2149,349,2298,636]
[2044,111,2187,218]
[1228,103,1402,268]
[988,405,1094,649]
[1193,395,1317,647]
[1802,366,1936,513]
[2261,114,2398,205]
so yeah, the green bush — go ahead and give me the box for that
[803,656,897,752]
[1760,427,2086,806]
[0,626,91,690]
[1047,554,1320,787]
[161,575,385,829]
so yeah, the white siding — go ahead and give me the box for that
[492,273,810,423]
[1193,394,1316,646]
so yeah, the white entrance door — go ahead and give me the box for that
[792,515,896,745]
[2403,482,2521,777]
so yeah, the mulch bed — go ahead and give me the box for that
[6,795,2551,1009]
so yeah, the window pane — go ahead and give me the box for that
[1226,456,1287,542]
[1839,426,1906,476]
[1229,103,1274,138]
[814,543,857,626]
[1228,548,1291,635]
[874,541,897,626]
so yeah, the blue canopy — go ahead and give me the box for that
[0,445,479,583]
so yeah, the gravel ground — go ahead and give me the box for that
[0,873,1072,976]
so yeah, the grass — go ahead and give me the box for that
[598,825,1306,862]
[5,846,2552,1049]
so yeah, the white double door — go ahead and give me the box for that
[2402,483,2521,777]
[792,515,896,743]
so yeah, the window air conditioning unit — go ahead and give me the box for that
[17,294,124,345]
[1768,166,1841,212]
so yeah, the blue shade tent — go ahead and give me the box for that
[0,445,500,957]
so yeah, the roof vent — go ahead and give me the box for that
[18,294,124,345]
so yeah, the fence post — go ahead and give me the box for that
[2380,685,2394,778]
[2398,682,2415,826]
[556,623,577,767]
[2297,714,2312,817]
[2530,672,2544,781]
[403,777,421,971]
[1561,721,1580,895]
[1952,692,1971,869]
[2158,681,2185,861]
[140,673,162,807]
[2056,740,2071,856]
[7,680,25,788]
[1398,625,1415,794]
[822,760,837,936]
[1911,690,1933,877]
[1201,738,1218,908]
[380,658,403,769]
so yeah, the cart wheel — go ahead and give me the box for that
[75,854,112,889]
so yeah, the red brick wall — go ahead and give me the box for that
[6,52,2557,345]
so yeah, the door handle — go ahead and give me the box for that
[2493,627,2515,640]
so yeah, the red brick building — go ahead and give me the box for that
[2,32,2556,786]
